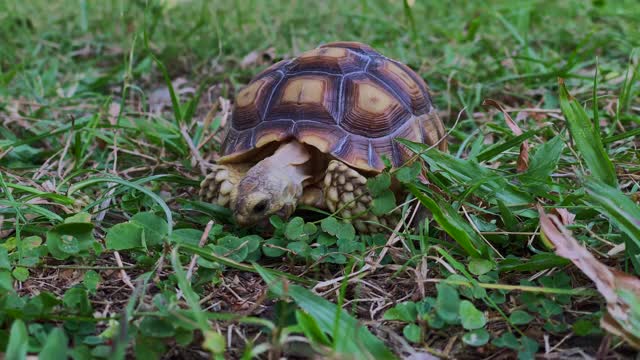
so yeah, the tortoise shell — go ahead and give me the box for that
[218,41,447,172]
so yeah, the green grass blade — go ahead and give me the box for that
[399,139,533,208]
[619,49,639,115]
[558,78,617,187]
[254,264,397,360]
[38,327,68,360]
[476,129,538,162]
[181,244,314,285]
[402,0,417,42]
[5,319,28,360]
[0,200,63,222]
[149,53,183,123]
[592,57,599,130]
[69,177,173,235]
[407,184,488,258]
[170,247,209,331]
[5,183,75,205]
[498,253,570,273]
[521,134,564,181]
[603,127,640,144]
[182,80,208,126]
[584,179,640,272]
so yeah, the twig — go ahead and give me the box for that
[105,146,158,162]
[0,146,14,161]
[547,331,575,354]
[180,124,207,176]
[312,263,371,292]
[461,205,504,259]
[371,206,413,269]
[197,97,231,151]
[113,251,135,290]
[186,220,214,281]
[57,123,74,178]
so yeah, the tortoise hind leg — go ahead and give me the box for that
[199,164,250,208]
[322,160,397,233]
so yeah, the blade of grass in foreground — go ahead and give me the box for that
[170,248,225,359]
[254,264,397,360]
[558,78,617,187]
[5,183,75,205]
[5,319,28,360]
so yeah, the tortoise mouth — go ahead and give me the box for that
[234,213,271,229]
[234,204,294,228]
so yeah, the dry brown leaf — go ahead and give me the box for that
[538,205,640,349]
[551,208,576,226]
[483,99,530,172]
[107,102,120,125]
[405,352,440,360]
[240,47,275,69]
[148,77,194,113]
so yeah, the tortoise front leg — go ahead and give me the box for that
[300,185,326,209]
[322,160,397,233]
[199,164,250,208]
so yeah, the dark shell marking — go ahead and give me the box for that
[220,41,447,172]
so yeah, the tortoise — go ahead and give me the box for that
[200,41,447,233]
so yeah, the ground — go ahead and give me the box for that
[1,0,640,359]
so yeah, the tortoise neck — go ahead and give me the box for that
[265,141,312,167]
[256,141,312,193]
[236,141,312,220]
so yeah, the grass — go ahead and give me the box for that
[1,0,640,358]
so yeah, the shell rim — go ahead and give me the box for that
[217,107,445,173]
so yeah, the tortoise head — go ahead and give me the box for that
[232,163,302,227]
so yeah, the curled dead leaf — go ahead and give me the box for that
[483,99,530,172]
[551,208,576,226]
[148,77,195,113]
[538,205,640,349]
[240,47,276,69]
[108,102,120,125]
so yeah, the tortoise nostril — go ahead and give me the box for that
[253,200,268,213]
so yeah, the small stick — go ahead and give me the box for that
[0,146,14,161]
[113,250,135,290]
[180,124,207,176]
[186,220,214,281]
[371,205,413,269]
[57,117,74,178]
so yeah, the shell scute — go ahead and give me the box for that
[341,74,410,138]
[265,74,340,125]
[231,71,283,131]
[219,41,446,171]
[368,58,430,115]
[289,46,365,74]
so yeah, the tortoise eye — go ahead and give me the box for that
[253,200,268,214]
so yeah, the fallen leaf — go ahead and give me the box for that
[405,352,440,360]
[240,47,275,69]
[538,205,640,349]
[551,208,576,226]
[483,99,530,172]
[148,77,195,113]
[108,103,120,125]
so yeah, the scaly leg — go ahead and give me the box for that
[322,160,398,233]
[199,164,250,208]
